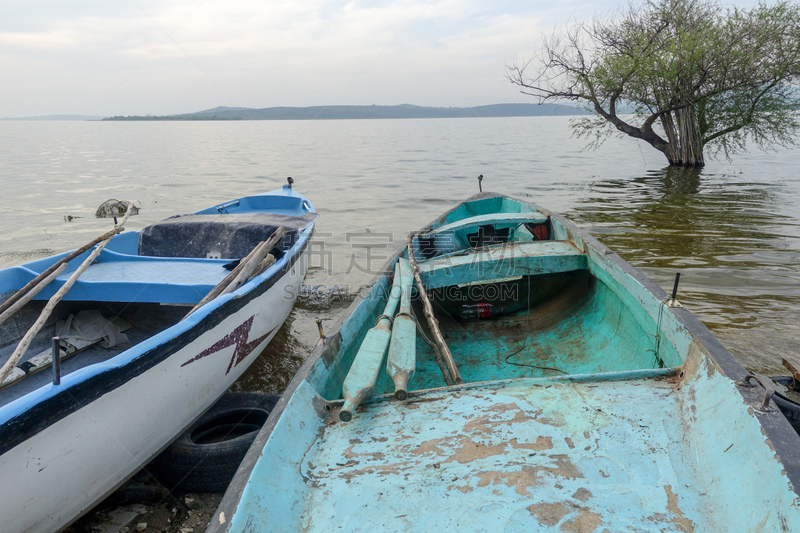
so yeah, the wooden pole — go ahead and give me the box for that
[406,235,463,385]
[183,226,286,320]
[184,242,263,318]
[0,202,135,318]
[224,242,278,293]
[221,227,286,295]
[0,229,120,317]
[0,263,67,328]
[248,254,277,280]
[0,237,112,383]
[412,308,453,386]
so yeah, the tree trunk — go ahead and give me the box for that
[660,113,680,165]
[660,103,705,167]
[674,102,704,167]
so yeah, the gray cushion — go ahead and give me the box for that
[138,212,317,259]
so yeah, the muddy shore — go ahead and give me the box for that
[66,473,222,533]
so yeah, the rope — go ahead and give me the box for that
[652,298,668,369]
[374,313,395,327]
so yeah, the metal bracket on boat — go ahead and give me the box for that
[52,336,61,385]
[215,199,240,214]
[316,319,327,345]
[738,374,776,412]
[667,272,683,308]
[312,396,335,419]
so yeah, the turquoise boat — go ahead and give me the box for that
[210,192,800,532]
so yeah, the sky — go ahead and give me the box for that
[0,0,757,117]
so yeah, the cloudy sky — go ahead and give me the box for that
[0,0,755,117]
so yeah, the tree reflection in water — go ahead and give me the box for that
[568,166,800,375]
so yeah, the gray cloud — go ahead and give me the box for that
[0,0,759,116]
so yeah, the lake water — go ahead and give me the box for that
[1,116,798,394]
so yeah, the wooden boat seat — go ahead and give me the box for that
[422,212,548,237]
[138,212,318,259]
[22,251,228,304]
[417,240,586,289]
[416,213,550,257]
[64,253,226,303]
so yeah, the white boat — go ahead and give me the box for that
[0,185,316,532]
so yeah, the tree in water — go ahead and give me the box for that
[507,0,800,167]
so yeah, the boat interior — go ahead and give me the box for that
[318,195,682,399]
[227,195,799,532]
[0,300,185,407]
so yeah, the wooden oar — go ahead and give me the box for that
[339,262,403,422]
[222,227,286,294]
[407,235,463,385]
[386,258,416,400]
[183,226,286,319]
[0,237,112,383]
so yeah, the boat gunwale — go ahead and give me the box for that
[210,192,800,530]
[322,365,681,410]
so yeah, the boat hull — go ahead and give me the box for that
[0,188,315,532]
[210,192,800,532]
[0,248,307,532]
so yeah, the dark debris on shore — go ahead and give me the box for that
[65,471,222,533]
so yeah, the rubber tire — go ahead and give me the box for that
[150,391,279,493]
[771,377,800,435]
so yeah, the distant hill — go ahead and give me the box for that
[104,103,588,121]
[0,114,104,121]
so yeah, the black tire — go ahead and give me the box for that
[150,391,279,493]
[771,377,800,435]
